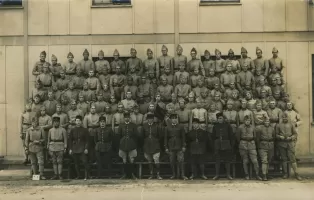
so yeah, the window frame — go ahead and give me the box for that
[0,0,23,9]
[199,0,241,6]
[91,0,132,8]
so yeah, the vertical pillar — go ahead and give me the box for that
[174,0,179,47]
[23,0,29,103]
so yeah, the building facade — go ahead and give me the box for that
[0,0,314,158]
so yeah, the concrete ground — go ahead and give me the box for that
[0,168,313,200]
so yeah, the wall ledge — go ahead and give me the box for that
[91,4,132,8]
[199,2,242,6]
[0,6,23,10]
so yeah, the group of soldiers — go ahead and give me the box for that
[21,44,302,181]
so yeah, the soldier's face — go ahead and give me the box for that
[242,65,248,71]
[68,55,74,62]
[269,102,276,108]
[210,105,216,111]
[171,96,176,102]
[191,51,196,59]
[282,116,288,123]
[179,102,185,108]
[34,97,40,104]
[227,104,233,110]
[113,54,119,60]
[111,97,116,103]
[217,116,224,123]
[56,106,62,112]
[75,118,82,126]
[97,94,103,101]
[148,118,154,124]
[131,50,137,57]
[125,117,130,123]
[197,101,202,108]
[244,119,251,125]
[126,92,132,99]
[69,83,74,90]
[25,104,31,111]
[79,96,84,102]
[214,84,219,89]
[147,51,153,58]
[198,80,203,87]
[52,58,57,65]
[264,121,270,127]
[40,54,46,61]
[103,84,108,91]
[227,65,232,72]
[230,83,235,89]
[60,72,65,78]
[214,95,220,101]
[165,67,171,74]
[241,102,247,109]
[194,69,199,75]
[261,91,266,98]
[216,53,221,59]
[179,64,185,71]
[83,53,89,59]
[241,52,247,57]
[48,92,53,100]
[43,66,48,73]
[149,105,155,111]
[201,92,207,98]
[100,121,106,127]
[180,78,186,84]
[156,95,161,101]
[246,93,252,99]
[105,107,111,113]
[276,78,282,85]
[256,103,262,110]
[209,70,215,76]
[204,54,210,59]
[118,106,123,112]
[32,121,39,127]
[177,48,183,55]
[256,70,261,76]
[192,123,199,130]
[89,71,94,77]
[90,106,96,114]
[116,67,121,74]
[272,52,278,57]
[134,108,139,114]
[287,103,293,110]
[53,121,60,128]
[40,110,46,116]
[162,79,167,85]
[188,96,194,102]
[162,49,167,56]
[167,107,174,114]
[256,50,262,58]
[232,92,238,99]
[98,54,104,59]
[130,66,136,73]
[228,53,234,58]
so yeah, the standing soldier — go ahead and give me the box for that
[256,119,275,181]
[143,48,160,79]
[238,47,255,74]
[110,49,126,75]
[142,114,163,180]
[160,66,174,86]
[175,75,191,100]
[130,104,144,152]
[112,102,125,134]
[94,116,114,178]
[63,52,77,80]
[212,112,234,180]
[267,98,283,127]
[43,90,58,116]
[236,63,255,95]
[94,92,107,115]
[25,117,46,180]
[202,50,215,77]
[223,100,238,134]
[269,47,284,76]
[126,48,143,75]
[177,98,191,134]
[164,114,188,180]
[95,50,110,75]
[110,65,126,101]
[214,49,225,78]
[36,63,53,91]
[31,81,47,103]
[32,51,50,76]
[173,45,187,73]
[285,102,302,130]
[158,45,173,75]
[68,100,84,134]
[47,116,67,180]
[225,49,241,74]
[188,118,208,180]
[69,115,89,180]
[275,113,302,180]
[78,49,95,77]
[187,48,205,76]
[38,106,52,140]
[85,69,101,95]
[174,63,190,86]
[254,47,269,77]
[77,93,89,116]
[253,100,269,130]
[190,97,207,130]
[52,104,69,129]
[98,66,111,87]
[64,82,79,102]
[20,104,37,165]
[49,54,63,82]
[237,115,262,180]
[205,68,220,90]
[238,99,255,126]
[118,112,138,180]
[207,104,219,135]
[122,76,138,100]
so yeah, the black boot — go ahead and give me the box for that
[148,163,154,179]
[282,162,288,179]
[75,165,80,179]
[213,162,220,180]
[180,163,188,180]
[131,163,137,180]
[120,164,127,179]
[155,164,162,180]
[190,164,195,180]
[225,163,233,180]
[170,164,176,179]
[200,164,208,180]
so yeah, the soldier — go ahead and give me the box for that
[238,47,255,73]
[68,100,84,134]
[31,81,47,103]
[186,92,197,111]
[94,116,114,178]
[187,48,205,76]
[112,102,125,134]
[95,50,110,75]
[118,112,138,180]
[254,47,269,77]
[165,114,188,180]
[52,104,69,129]
[190,97,208,129]
[254,69,267,88]
[285,102,302,129]
[98,65,111,87]
[166,93,180,112]
[236,63,255,95]
[214,49,225,77]
[126,48,143,75]
[64,81,79,102]
[52,84,62,102]
[32,51,50,76]
[31,94,43,117]
[130,104,144,145]
[190,67,205,88]
[80,82,95,104]
[193,79,208,98]
[260,89,271,111]
[60,94,71,114]
[225,49,241,74]
[210,83,223,99]
[122,76,138,100]
[202,50,215,77]
[143,48,160,79]
[36,63,53,91]
[188,118,208,180]
[138,94,151,115]
[223,82,239,101]
[253,100,269,130]
[94,92,107,115]
[110,49,126,75]
[207,104,219,135]
[238,99,255,126]
[85,69,100,94]
[20,104,37,165]
[109,95,118,114]
[43,90,58,116]
[220,63,236,92]
[275,113,302,180]
[212,93,224,112]
[56,70,69,93]
[256,118,275,181]
[158,45,173,75]
[69,115,89,180]
[267,98,283,127]
[143,103,160,124]
[38,106,52,140]
[177,98,190,134]
[100,83,111,103]
[49,54,63,82]
[110,65,126,101]
[245,91,256,111]
[78,49,95,77]
[256,77,272,98]
[157,76,173,103]
[212,112,234,180]
[231,90,241,112]
[205,68,220,90]
[174,63,189,85]
[175,75,191,100]
[128,65,141,86]
[25,117,46,180]
[72,68,86,91]
[237,115,262,180]
[103,104,113,126]
[173,44,187,73]
[269,66,284,87]
[142,114,163,180]
[63,52,77,80]
[160,66,174,86]
[269,47,284,75]
[223,100,238,134]
[121,91,136,111]
[47,116,67,180]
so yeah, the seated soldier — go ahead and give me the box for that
[174,63,189,86]
[190,68,204,88]
[190,97,208,130]
[177,98,190,134]
[160,65,174,86]
[94,92,107,115]
[64,82,79,102]
[123,76,138,100]
[175,75,191,100]
[205,68,220,90]
[157,76,173,103]
[112,102,125,134]
[121,91,136,112]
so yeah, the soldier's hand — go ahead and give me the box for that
[69,149,73,155]
[25,150,29,155]
[182,147,186,153]
[165,149,169,154]
[279,136,285,140]
[84,149,88,154]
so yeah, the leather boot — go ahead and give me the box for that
[291,162,302,181]
[243,162,249,180]
[32,164,38,175]
[213,162,220,180]
[180,163,188,180]
[176,164,181,179]
[39,165,46,180]
[75,165,80,179]
[189,164,195,180]
[253,162,262,181]
[148,163,154,179]
[51,164,58,180]
[170,164,176,179]
[282,162,288,179]
[58,164,63,180]
[120,164,127,179]
[84,169,89,181]
[225,163,233,180]
[200,164,208,180]
[131,164,137,180]
[155,164,162,180]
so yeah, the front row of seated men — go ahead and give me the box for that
[24,111,302,181]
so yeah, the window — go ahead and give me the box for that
[92,0,131,6]
[200,0,240,2]
[0,0,22,7]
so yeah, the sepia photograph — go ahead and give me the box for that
[0,0,313,199]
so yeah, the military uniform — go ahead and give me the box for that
[187,59,205,76]
[220,71,236,89]
[253,109,269,127]
[20,108,36,163]
[111,60,126,75]
[52,112,69,129]
[50,63,63,82]
[83,112,100,161]
[43,99,58,116]
[80,89,95,103]
[32,52,50,76]
[77,101,89,116]
[177,106,190,133]
[126,53,143,75]
[63,52,77,80]
[190,74,204,88]
[95,59,110,75]
[85,76,100,93]
[64,89,79,102]
[238,108,254,125]
[110,74,126,100]
[214,49,226,77]
[174,71,189,85]
[267,107,283,127]
[254,52,269,77]
[173,46,187,72]
[223,109,238,133]
[78,54,95,77]
[36,72,53,90]
[123,85,138,100]
[202,55,215,77]
[157,84,173,102]
[143,55,160,78]
[98,74,111,87]
[269,47,284,74]
[56,77,69,92]
[236,70,255,93]
[175,83,191,99]
[205,76,220,90]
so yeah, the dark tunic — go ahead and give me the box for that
[143,123,161,154]
[188,129,208,155]
[164,124,186,151]
[118,122,138,152]
[94,127,113,152]
[212,123,234,160]
[69,127,89,154]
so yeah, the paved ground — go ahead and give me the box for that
[0,168,313,200]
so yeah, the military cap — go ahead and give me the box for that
[161,45,168,50]
[70,99,77,104]
[228,49,234,54]
[31,117,39,123]
[130,48,136,52]
[52,116,60,121]
[192,118,200,123]
[99,116,106,122]
[269,97,276,103]
[147,48,153,53]
[256,47,262,53]
[90,103,96,108]
[188,91,195,97]
[178,98,185,103]
[190,47,197,54]
[170,113,178,119]
[272,47,278,53]
[241,47,247,53]
[34,94,41,99]
[227,99,234,105]
[216,112,223,118]
[147,113,154,119]
[244,115,251,121]
[67,52,74,58]
[176,44,183,50]
[83,49,89,55]
[40,106,46,111]
[226,61,232,67]
[282,112,288,118]
[124,112,130,118]
[215,49,221,55]
[117,102,124,107]
[51,54,57,60]
[255,100,262,105]
[204,50,210,55]
[40,51,47,56]
[75,115,83,121]
[98,50,104,56]
[113,49,119,56]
